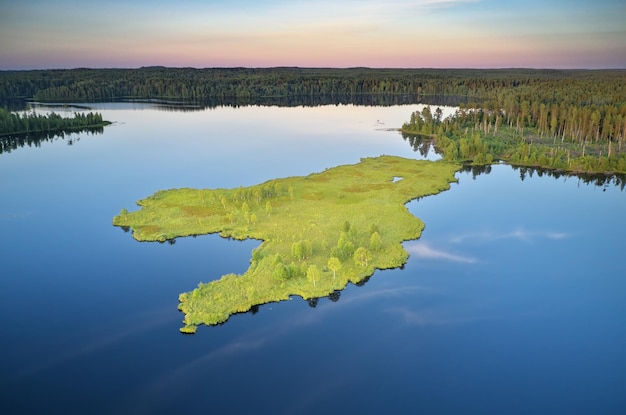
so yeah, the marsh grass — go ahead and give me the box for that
[113,156,459,333]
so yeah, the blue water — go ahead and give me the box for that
[0,103,624,414]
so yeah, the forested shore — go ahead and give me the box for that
[1,67,623,107]
[1,67,624,173]
[0,108,110,154]
[401,97,626,175]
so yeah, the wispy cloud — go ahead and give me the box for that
[450,228,571,244]
[387,0,480,9]
[405,241,478,263]
[259,0,480,27]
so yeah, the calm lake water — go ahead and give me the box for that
[1,103,624,414]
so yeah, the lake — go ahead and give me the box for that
[1,102,624,414]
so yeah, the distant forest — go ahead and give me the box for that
[1,67,624,172]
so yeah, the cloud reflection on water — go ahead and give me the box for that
[384,305,529,327]
[405,241,477,263]
[0,211,33,220]
[11,306,179,381]
[127,285,433,412]
[450,228,571,244]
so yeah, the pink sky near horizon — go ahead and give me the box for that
[1,0,624,70]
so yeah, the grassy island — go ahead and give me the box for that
[113,156,459,333]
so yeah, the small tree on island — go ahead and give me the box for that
[370,231,382,252]
[292,240,312,260]
[274,182,282,196]
[292,241,304,260]
[353,247,371,267]
[307,264,320,287]
[274,263,288,280]
[327,257,341,280]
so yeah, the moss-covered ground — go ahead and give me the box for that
[113,156,460,333]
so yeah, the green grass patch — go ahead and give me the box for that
[113,155,460,333]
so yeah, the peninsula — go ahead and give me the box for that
[113,156,459,333]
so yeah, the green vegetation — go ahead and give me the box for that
[3,66,622,173]
[3,67,623,173]
[113,156,459,333]
[1,67,623,106]
[0,108,111,154]
[402,97,626,174]
[0,108,109,136]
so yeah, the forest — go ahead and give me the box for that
[401,97,626,175]
[0,108,109,154]
[1,67,624,173]
[1,67,624,106]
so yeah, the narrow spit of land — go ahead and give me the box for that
[113,156,460,333]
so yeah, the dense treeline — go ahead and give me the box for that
[0,108,109,154]
[0,108,107,135]
[0,67,493,101]
[1,67,624,106]
[402,97,626,174]
[2,67,624,173]
[0,67,434,101]
[2,68,623,140]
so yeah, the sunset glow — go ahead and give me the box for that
[1,0,624,69]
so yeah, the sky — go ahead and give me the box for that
[1,0,624,70]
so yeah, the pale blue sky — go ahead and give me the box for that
[1,0,624,69]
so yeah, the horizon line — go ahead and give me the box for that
[2,66,626,72]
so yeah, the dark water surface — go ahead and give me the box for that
[1,103,624,414]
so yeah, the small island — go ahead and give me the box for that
[0,108,110,136]
[113,156,459,333]
[0,108,111,154]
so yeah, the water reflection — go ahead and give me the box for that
[458,163,625,190]
[243,291,341,317]
[384,304,537,327]
[459,163,492,179]
[13,306,178,380]
[2,100,624,414]
[17,94,470,113]
[449,229,570,244]
[124,94,433,111]
[328,290,341,303]
[215,289,347,322]
[305,291,340,307]
[0,126,104,155]
[511,165,626,190]
[401,132,440,159]
[400,133,626,190]
[404,241,478,263]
